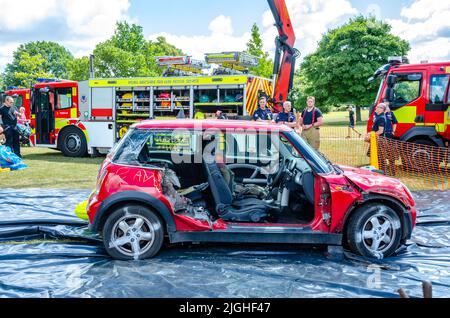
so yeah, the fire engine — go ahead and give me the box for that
[368,58,450,149]
[1,0,297,158]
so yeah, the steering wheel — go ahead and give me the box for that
[267,158,288,188]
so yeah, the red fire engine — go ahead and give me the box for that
[368,58,450,148]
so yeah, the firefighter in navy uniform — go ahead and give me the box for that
[371,103,387,136]
[384,104,398,139]
[252,96,273,121]
[275,101,297,129]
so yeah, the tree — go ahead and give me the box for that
[67,57,90,82]
[9,52,53,87]
[93,42,149,78]
[0,75,5,91]
[3,41,73,87]
[144,36,184,76]
[92,21,183,78]
[299,16,410,118]
[110,22,146,53]
[246,24,274,78]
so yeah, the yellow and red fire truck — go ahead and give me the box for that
[1,72,273,157]
[368,58,450,148]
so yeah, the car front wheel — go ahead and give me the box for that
[346,203,403,259]
[102,205,164,260]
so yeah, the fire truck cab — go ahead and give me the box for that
[1,87,30,120]
[368,58,450,148]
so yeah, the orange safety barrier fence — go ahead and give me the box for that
[316,127,449,191]
[320,127,369,168]
[374,135,450,191]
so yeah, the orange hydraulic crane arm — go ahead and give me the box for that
[267,0,299,112]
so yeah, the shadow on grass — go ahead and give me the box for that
[23,152,105,165]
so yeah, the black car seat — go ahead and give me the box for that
[203,160,270,222]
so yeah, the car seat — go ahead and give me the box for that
[203,160,270,222]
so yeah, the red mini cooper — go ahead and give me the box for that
[87,120,416,260]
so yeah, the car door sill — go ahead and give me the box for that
[170,227,342,245]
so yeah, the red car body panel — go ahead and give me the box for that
[87,120,416,243]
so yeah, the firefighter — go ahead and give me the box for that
[299,96,323,150]
[0,96,21,157]
[274,101,297,129]
[371,103,387,136]
[252,96,273,122]
[384,104,398,139]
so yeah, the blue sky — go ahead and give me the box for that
[0,0,448,71]
[130,0,406,36]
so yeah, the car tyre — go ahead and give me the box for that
[346,203,402,259]
[103,204,164,260]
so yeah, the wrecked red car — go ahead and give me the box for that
[86,120,416,260]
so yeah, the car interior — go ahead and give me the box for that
[135,130,316,225]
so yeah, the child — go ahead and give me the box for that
[16,107,31,140]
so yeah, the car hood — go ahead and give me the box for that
[339,165,415,207]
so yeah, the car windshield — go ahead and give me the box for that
[282,131,334,174]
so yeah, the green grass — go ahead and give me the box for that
[0,147,104,189]
[322,110,370,131]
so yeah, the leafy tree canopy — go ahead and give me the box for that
[298,16,410,114]
[246,24,274,79]
[3,41,73,87]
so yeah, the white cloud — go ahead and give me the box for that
[208,15,234,36]
[63,0,131,37]
[148,15,250,61]
[0,0,58,30]
[261,0,358,59]
[366,4,382,20]
[0,42,21,72]
[388,0,450,63]
[400,0,450,20]
[0,0,131,70]
[147,0,357,65]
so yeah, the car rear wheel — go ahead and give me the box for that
[102,205,164,260]
[346,203,402,259]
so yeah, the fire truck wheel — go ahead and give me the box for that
[59,127,87,157]
[346,203,402,259]
[102,204,164,260]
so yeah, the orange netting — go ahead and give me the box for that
[376,136,450,191]
[317,127,449,191]
[320,127,369,168]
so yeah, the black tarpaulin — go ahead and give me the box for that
[0,189,449,298]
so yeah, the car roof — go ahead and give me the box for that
[133,119,293,132]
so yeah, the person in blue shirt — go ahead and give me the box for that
[252,96,273,121]
[274,101,297,129]
[371,103,387,136]
[384,104,398,139]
